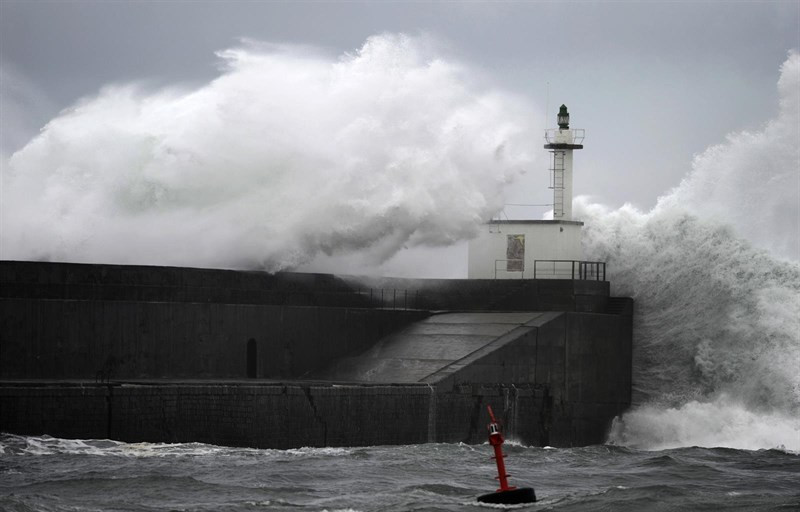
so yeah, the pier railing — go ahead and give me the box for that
[494,259,525,279]
[532,260,606,281]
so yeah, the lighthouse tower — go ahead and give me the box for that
[544,105,584,220]
[467,105,589,279]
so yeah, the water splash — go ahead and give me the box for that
[0,34,537,270]
[0,433,354,459]
[583,52,800,451]
[607,397,799,452]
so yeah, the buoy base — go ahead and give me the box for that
[477,487,536,504]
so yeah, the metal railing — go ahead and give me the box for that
[544,128,585,145]
[355,288,420,310]
[494,259,525,279]
[533,260,606,281]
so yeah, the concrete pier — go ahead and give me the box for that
[0,260,632,447]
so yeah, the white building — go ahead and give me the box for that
[468,105,600,280]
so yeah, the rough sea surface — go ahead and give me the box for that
[1,434,798,511]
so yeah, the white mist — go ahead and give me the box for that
[0,35,537,270]
[582,53,800,451]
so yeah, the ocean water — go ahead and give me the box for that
[1,434,798,511]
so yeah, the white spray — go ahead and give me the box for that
[0,35,537,270]
[580,52,800,451]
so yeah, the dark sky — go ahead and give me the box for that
[2,0,798,210]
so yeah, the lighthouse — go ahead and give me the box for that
[544,105,584,220]
[467,105,594,279]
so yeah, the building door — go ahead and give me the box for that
[246,338,257,378]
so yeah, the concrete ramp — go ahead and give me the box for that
[311,312,553,383]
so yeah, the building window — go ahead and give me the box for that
[507,234,525,272]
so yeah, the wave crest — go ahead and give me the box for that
[580,52,800,451]
[1,34,536,270]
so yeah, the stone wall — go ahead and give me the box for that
[0,261,372,307]
[423,310,632,446]
[0,384,109,440]
[0,305,632,448]
[0,299,427,380]
[346,275,610,313]
[0,382,553,448]
[1,260,612,312]
[0,261,633,448]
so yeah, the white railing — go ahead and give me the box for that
[544,128,585,145]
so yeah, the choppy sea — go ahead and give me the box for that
[1,434,798,511]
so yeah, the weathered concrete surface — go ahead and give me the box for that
[0,260,373,307]
[346,275,611,312]
[1,260,611,312]
[0,260,633,448]
[0,381,557,447]
[0,381,431,448]
[311,312,542,383]
[303,309,632,446]
[0,299,427,380]
[423,312,561,388]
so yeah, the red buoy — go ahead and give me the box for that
[476,405,536,504]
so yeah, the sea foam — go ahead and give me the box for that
[591,52,800,451]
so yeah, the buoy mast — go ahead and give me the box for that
[476,405,536,504]
[487,405,514,492]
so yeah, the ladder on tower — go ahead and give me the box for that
[549,150,565,218]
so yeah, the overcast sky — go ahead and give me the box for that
[2,0,798,212]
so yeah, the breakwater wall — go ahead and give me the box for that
[1,309,631,447]
[0,299,426,380]
[0,261,632,447]
[0,379,611,448]
[0,261,623,381]
[0,260,612,312]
